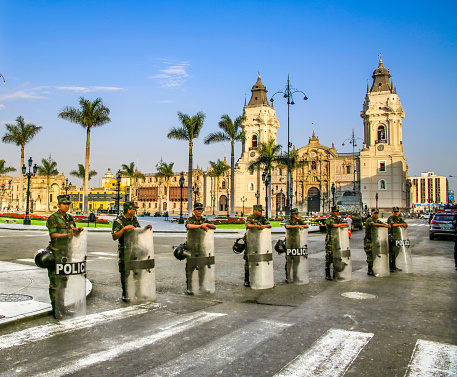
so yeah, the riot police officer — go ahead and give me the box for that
[325,206,348,280]
[284,208,309,283]
[387,206,408,272]
[364,208,390,275]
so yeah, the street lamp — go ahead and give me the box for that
[375,192,379,209]
[270,76,308,220]
[62,178,72,195]
[342,129,364,191]
[241,196,247,216]
[22,157,37,225]
[331,183,336,207]
[116,173,121,217]
[192,183,199,204]
[255,190,260,205]
[178,172,185,224]
[262,168,271,218]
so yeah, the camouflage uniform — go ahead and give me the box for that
[244,214,271,272]
[46,210,76,311]
[364,216,383,267]
[185,214,209,291]
[453,218,457,269]
[387,214,407,264]
[325,216,346,268]
[112,214,141,296]
[284,217,306,280]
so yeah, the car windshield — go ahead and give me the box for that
[433,215,455,222]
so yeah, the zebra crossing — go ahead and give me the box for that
[1,304,456,377]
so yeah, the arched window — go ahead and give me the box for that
[249,183,254,192]
[252,135,258,148]
[377,125,386,142]
[279,168,283,176]
[379,179,387,190]
[311,161,317,170]
[222,180,226,189]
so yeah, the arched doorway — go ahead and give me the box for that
[307,187,320,213]
[219,195,227,214]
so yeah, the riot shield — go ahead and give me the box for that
[285,228,309,285]
[246,228,274,290]
[393,226,413,273]
[54,230,87,320]
[371,227,390,277]
[124,228,156,303]
[331,227,352,282]
[186,228,215,295]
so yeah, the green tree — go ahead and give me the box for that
[58,97,110,215]
[37,156,59,212]
[69,164,98,182]
[120,162,145,201]
[167,111,206,216]
[2,116,42,211]
[208,159,230,216]
[156,160,174,214]
[204,114,245,217]
[248,138,282,217]
[0,160,16,175]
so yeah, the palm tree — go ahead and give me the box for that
[276,149,306,207]
[120,162,145,201]
[248,138,282,218]
[204,114,245,217]
[208,159,230,216]
[0,160,16,175]
[69,164,98,182]
[156,160,174,214]
[58,97,110,215]
[37,156,59,212]
[2,116,42,211]
[167,111,206,216]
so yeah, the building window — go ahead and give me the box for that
[379,180,387,190]
[249,183,254,192]
[252,135,258,148]
[379,161,386,172]
[222,181,226,189]
[346,166,351,174]
[311,161,317,170]
[279,168,283,176]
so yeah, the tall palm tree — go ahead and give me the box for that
[208,159,230,216]
[69,164,98,183]
[37,156,59,212]
[58,97,111,215]
[120,162,145,201]
[248,138,282,218]
[2,116,42,211]
[167,111,206,216]
[156,160,174,213]
[276,149,306,207]
[204,114,245,217]
[0,160,16,175]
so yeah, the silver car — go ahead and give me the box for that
[429,213,457,240]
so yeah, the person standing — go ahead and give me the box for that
[46,195,83,316]
[364,208,391,276]
[453,216,457,271]
[387,206,408,272]
[325,206,349,280]
[244,204,271,287]
[284,208,309,282]
[112,201,152,301]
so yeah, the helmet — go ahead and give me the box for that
[233,238,245,254]
[173,244,190,260]
[274,239,287,254]
[34,248,55,269]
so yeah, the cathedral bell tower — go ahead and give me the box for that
[359,57,408,210]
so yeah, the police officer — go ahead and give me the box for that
[46,194,83,316]
[284,208,309,282]
[185,203,216,294]
[112,201,152,301]
[387,206,408,272]
[325,206,349,280]
[364,208,390,276]
[453,217,457,271]
[243,204,271,286]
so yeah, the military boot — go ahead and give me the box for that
[325,268,333,280]
[244,271,250,287]
[367,266,375,276]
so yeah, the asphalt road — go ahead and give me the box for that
[1,219,456,377]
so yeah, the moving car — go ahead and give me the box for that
[429,213,457,240]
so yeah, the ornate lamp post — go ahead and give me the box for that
[262,168,271,218]
[270,76,308,220]
[22,157,37,225]
[255,190,260,205]
[8,179,12,210]
[342,129,364,191]
[62,178,72,195]
[116,173,121,217]
[241,196,247,216]
[331,183,336,207]
[192,183,199,204]
[375,192,379,209]
[178,172,185,224]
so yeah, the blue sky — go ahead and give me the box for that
[1,0,456,193]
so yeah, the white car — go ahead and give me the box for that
[420,213,431,220]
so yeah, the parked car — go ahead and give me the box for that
[429,213,457,240]
[420,213,432,220]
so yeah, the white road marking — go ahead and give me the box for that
[15,258,35,264]
[143,318,292,377]
[405,339,457,376]
[89,251,117,256]
[30,311,226,377]
[0,303,160,350]
[274,329,374,377]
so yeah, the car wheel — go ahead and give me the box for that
[429,233,434,240]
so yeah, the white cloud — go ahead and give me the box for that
[0,104,5,110]
[0,90,45,101]
[55,86,123,93]
[149,60,190,87]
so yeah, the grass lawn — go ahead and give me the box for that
[215,220,282,229]
[0,217,112,228]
